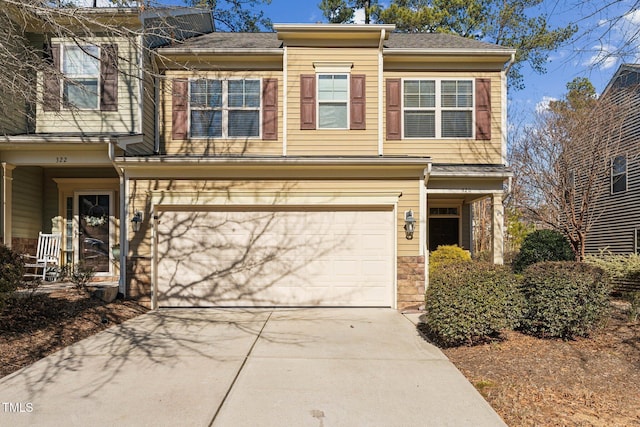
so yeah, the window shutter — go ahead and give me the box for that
[475,78,491,140]
[172,79,189,140]
[350,74,366,130]
[386,78,401,140]
[262,78,278,140]
[43,44,60,112]
[300,74,316,130]
[100,44,118,112]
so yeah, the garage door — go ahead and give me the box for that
[156,207,394,307]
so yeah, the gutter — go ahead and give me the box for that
[384,48,517,57]
[157,48,283,56]
[114,156,432,167]
[108,142,127,296]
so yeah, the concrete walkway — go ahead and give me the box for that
[0,309,505,426]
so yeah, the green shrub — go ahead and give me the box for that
[429,245,471,272]
[0,245,24,308]
[512,229,575,273]
[423,262,523,347]
[520,262,610,339]
[584,252,640,279]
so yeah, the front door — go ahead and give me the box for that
[77,193,112,274]
[428,217,460,252]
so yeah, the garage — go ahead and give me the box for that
[155,206,395,307]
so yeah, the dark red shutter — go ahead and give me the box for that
[475,78,491,140]
[43,44,60,112]
[350,74,366,130]
[262,78,278,140]
[172,79,188,140]
[100,44,118,112]
[300,74,316,130]
[386,78,401,140]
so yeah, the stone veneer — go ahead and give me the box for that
[397,255,426,311]
[11,237,38,255]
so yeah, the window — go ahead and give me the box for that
[636,229,640,254]
[62,45,100,109]
[403,79,473,138]
[612,154,627,194]
[318,74,348,129]
[190,79,260,138]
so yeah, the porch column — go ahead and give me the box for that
[491,192,504,265]
[1,163,15,247]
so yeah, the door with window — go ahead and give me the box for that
[77,193,113,275]
[428,206,461,252]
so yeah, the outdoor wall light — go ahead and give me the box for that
[404,209,416,240]
[131,211,143,232]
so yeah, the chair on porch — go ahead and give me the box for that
[23,232,62,282]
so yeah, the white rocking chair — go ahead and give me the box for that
[23,232,62,281]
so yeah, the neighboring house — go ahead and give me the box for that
[0,7,214,282]
[584,64,640,255]
[2,19,515,311]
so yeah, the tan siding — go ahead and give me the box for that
[383,71,504,164]
[138,52,156,155]
[36,37,141,134]
[287,48,379,155]
[128,178,421,257]
[161,71,283,156]
[12,167,43,239]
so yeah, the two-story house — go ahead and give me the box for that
[0,7,214,284]
[111,24,515,310]
[584,64,640,255]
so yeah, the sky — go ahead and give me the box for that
[78,0,640,120]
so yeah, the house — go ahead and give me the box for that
[584,64,640,255]
[2,20,515,310]
[0,6,214,282]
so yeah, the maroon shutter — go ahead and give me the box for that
[350,74,366,130]
[172,79,188,140]
[475,78,491,140]
[262,78,278,140]
[300,74,316,130]
[100,44,118,112]
[386,78,401,140]
[43,44,60,112]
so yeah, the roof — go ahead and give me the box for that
[601,63,640,98]
[169,29,512,53]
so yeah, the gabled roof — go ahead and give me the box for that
[173,32,282,49]
[601,63,640,98]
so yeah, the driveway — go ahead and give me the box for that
[0,309,505,426]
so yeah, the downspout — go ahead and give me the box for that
[378,28,385,156]
[502,53,516,165]
[109,142,127,296]
[422,162,432,296]
[282,44,288,156]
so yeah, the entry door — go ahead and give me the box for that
[77,193,113,275]
[429,217,460,251]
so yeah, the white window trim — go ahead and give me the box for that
[611,153,628,195]
[188,78,263,140]
[401,78,475,140]
[316,73,350,130]
[635,228,640,254]
[61,44,101,111]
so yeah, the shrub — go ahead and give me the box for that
[423,262,523,347]
[70,262,96,293]
[0,245,24,308]
[512,229,575,273]
[584,251,640,279]
[429,245,471,272]
[520,262,610,339]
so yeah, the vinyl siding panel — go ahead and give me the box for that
[161,71,283,156]
[36,37,141,134]
[12,167,43,239]
[287,48,379,155]
[383,71,504,164]
[128,178,420,258]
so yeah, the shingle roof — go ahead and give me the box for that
[172,30,512,52]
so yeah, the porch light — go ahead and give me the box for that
[131,211,143,232]
[404,210,416,240]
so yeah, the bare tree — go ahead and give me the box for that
[511,77,631,260]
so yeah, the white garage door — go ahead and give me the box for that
[156,207,394,307]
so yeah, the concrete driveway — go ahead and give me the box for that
[0,309,505,426]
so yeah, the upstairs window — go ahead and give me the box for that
[612,154,627,194]
[62,45,100,109]
[402,79,474,139]
[318,74,349,129]
[190,79,261,138]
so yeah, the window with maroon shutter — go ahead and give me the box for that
[350,75,366,130]
[300,74,316,130]
[43,44,60,112]
[262,78,278,140]
[172,79,188,140]
[386,79,401,140]
[475,78,491,140]
[100,44,118,112]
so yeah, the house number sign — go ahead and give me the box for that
[56,156,68,163]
